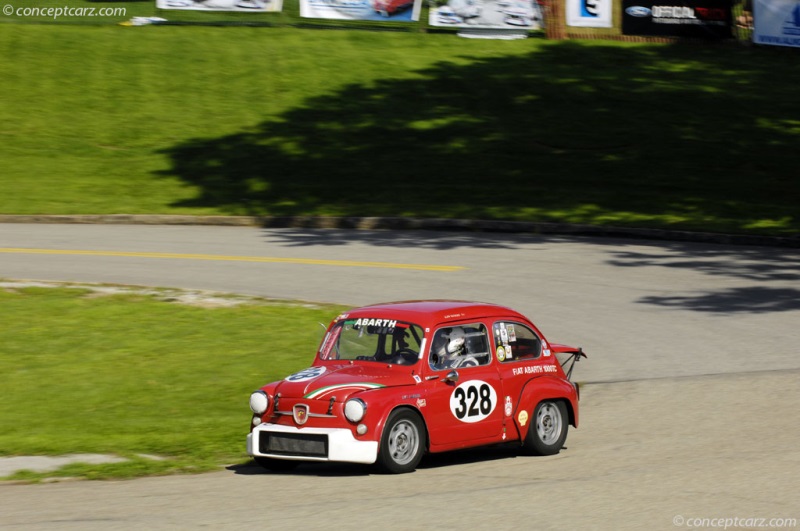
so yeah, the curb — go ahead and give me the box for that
[1,214,798,248]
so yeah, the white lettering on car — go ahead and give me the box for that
[511,365,558,376]
[353,318,398,329]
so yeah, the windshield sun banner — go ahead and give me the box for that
[753,0,800,47]
[299,0,423,21]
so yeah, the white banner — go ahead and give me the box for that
[753,0,800,47]
[300,0,422,21]
[428,0,544,30]
[157,0,283,12]
[566,0,612,27]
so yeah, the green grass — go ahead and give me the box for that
[0,283,346,480]
[0,19,798,236]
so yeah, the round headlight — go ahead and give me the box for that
[250,391,269,414]
[344,398,367,422]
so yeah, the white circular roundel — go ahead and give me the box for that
[285,366,326,382]
[449,380,498,423]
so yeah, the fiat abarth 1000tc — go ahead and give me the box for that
[247,300,586,474]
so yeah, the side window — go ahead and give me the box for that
[493,322,541,362]
[429,323,491,370]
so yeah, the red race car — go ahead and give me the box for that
[247,300,585,473]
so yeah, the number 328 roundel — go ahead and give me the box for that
[449,380,498,423]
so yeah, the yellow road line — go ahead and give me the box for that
[0,248,464,272]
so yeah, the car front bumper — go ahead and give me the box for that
[248,423,379,464]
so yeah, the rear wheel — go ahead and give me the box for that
[254,456,298,473]
[377,409,426,474]
[522,400,568,456]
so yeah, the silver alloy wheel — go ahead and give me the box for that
[387,419,420,465]
[536,401,563,445]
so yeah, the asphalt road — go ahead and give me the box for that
[1,224,799,530]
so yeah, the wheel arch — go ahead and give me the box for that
[377,404,430,452]
[515,377,579,443]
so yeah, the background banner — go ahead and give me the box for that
[300,0,423,21]
[566,0,613,28]
[753,0,800,47]
[621,0,732,38]
[428,0,544,30]
[157,0,283,11]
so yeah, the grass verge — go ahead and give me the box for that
[1,23,798,236]
[0,281,346,481]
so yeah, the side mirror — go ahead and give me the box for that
[442,370,459,384]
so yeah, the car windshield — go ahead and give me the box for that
[318,318,424,365]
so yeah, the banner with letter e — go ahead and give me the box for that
[566,0,613,27]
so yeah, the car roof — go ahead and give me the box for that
[342,300,529,326]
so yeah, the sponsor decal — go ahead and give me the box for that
[416,398,427,408]
[450,380,498,423]
[285,366,327,382]
[518,410,529,426]
[496,346,506,362]
[506,324,517,342]
[504,396,513,417]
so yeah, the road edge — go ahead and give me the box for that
[1,214,798,248]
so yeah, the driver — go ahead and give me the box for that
[431,327,466,369]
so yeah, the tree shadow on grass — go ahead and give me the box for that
[157,41,799,235]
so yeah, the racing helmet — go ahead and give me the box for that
[437,327,466,362]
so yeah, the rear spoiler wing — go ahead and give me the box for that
[550,344,586,381]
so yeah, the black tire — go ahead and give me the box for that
[254,456,298,473]
[521,400,568,456]
[377,409,426,474]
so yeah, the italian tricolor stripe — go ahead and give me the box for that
[304,383,385,399]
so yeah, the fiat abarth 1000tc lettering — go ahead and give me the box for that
[247,300,586,474]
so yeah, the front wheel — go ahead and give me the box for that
[377,409,426,474]
[521,400,568,456]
